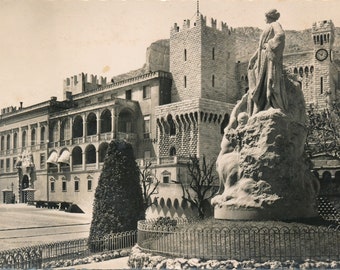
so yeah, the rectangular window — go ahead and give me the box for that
[212,47,215,60]
[40,153,46,169]
[184,76,187,88]
[75,181,79,192]
[87,180,92,191]
[320,77,323,94]
[98,96,103,102]
[143,115,150,139]
[163,176,170,184]
[62,181,67,192]
[143,86,151,99]
[144,150,151,159]
[125,90,132,100]
[50,182,55,192]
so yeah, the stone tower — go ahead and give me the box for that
[170,14,239,103]
[312,20,336,107]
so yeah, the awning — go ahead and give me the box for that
[47,151,58,164]
[57,150,70,164]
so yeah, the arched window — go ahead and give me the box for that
[40,126,45,144]
[13,133,18,149]
[100,110,112,133]
[60,119,70,141]
[31,129,36,146]
[320,77,323,94]
[304,66,309,75]
[85,144,96,164]
[293,67,298,74]
[22,130,27,147]
[98,142,109,162]
[299,67,303,77]
[50,122,58,142]
[220,114,229,134]
[6,134,10,150]
[87,113,97,136]
[73,115,83,138]
[310,66,314,74]
[72,146,83,165]
[169,146,176,156]
[0,136,4,151]
[118,109,134,133]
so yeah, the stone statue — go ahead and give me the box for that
[212,9,320,220]
[247,9,288,116]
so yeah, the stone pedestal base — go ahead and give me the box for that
[214,205,318,221]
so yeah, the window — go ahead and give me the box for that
[125,90,132,100]
[31,129,36,146]
[74,180,79,192]
[144,115,150,139]
[13,157,17,169]
[184,76,187,88]
[320,77,324,94]
[212,75,215,87]
[87,179,92,191]
[50,181,55,192]
[62,180,67,192]
[6,158,10,172]
[184,49,187,61]
[144,150,151,159]
[0,160,4,173]
[169,146,176,156]
[212,47,215,60]
[0,136,4,151]
[143,85,151,99]
[13,133,18,149]
[6,134,10,150]
[40,154,46,169]
[40,126,45,144]
[163,176,170,183]
[22,130,27,147]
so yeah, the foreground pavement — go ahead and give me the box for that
[56,256,130,269]
[0,203,91,250]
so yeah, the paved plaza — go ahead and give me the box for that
[0,204,91,251]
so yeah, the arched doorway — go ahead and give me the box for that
[21,175,29,203]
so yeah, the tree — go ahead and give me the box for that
[89,140,145,248]
[180,155,218,219]
[305,103,340,160]
[139,160,160,211]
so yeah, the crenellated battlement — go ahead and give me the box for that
[312,19,334,32]
[63,73,107,99]
[170,14,235,36]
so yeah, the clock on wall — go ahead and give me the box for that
[315,48,328,61]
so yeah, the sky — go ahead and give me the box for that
[1,0,340,110]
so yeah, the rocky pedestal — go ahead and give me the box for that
[212,77,320,220]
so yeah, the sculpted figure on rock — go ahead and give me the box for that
[248,9,288,116]
[213,9,320,220]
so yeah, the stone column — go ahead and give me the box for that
[82,114,86,143]
[111,108,117,139]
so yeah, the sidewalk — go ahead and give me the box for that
[57,256,130,269]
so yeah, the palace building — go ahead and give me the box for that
[1,13,340,217]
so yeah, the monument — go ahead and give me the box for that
[212,9,320,220]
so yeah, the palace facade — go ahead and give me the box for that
[1,13,340,217]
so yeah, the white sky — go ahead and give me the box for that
[1,0,340,110]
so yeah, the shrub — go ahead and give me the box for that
[89,140,145,251]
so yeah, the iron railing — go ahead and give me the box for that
[137,219,340,262]
[0,230,137,269]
